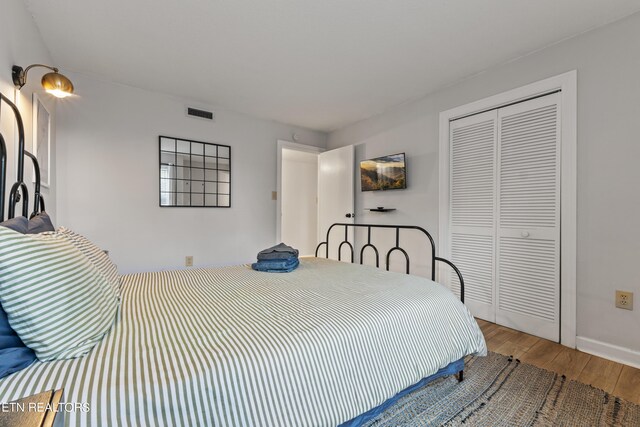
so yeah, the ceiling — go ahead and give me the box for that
[24,0,640,132]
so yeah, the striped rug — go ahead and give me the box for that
[365,352,640,426]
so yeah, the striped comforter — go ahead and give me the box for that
[0,257,486,426]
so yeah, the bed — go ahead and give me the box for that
[0,92,486,426]
[0,258,485,426]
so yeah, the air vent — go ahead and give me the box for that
[186,107,215,121]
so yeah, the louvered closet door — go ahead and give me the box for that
[496,94,560,341]
[450,111,497,322]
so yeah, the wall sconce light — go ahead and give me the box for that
[12,64,74,98]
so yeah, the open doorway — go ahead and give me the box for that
[276,141,323,256]
[277,141,354,258]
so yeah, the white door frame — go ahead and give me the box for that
[438,70,577,348]
[276,140,324,244]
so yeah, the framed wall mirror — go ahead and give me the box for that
[159,136,231,207]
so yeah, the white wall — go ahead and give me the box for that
[281,149,318,256]
[328,12,640,362]
[55,72,326,273]
[0,0,57,222]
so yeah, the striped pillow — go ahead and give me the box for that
[0,227,119,362]
[56,227,121,298]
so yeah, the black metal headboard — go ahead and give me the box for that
[23,150,45,217]
[0,91,45,221]
[315,223,465,303]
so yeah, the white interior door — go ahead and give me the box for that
[449,111,498,322]
[448,93,561,342]
[318,145,354,259]
[496,94,560,341]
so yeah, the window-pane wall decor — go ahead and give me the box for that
[159,136,231,207]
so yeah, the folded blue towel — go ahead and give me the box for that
[253,257,298,270]
[252,258,299,273]
[257,243,299,261]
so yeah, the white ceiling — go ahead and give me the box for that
[24,0,640,132]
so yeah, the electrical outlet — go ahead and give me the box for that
[272,191,277,201]
[615,290,633,310]
[185,256,193,267]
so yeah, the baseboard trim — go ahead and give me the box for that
[576,336,640,369]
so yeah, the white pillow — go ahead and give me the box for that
[55,227,121,298]
[0,227,119,361]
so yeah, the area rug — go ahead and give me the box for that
[364,352,639,426]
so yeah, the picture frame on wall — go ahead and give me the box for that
[33,93,51,188]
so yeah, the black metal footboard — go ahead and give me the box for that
[315,223,465,304]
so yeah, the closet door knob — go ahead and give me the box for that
[521,231,530,238]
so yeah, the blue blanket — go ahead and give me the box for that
[252,257,299,273]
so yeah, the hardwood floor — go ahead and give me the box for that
[477,319,640,404]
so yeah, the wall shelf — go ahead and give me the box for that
[367,208,396,212]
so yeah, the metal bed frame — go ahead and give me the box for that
[315,223,465,301]
[0,92,45,222]
[315,222,466,381]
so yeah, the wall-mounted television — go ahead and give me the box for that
[360,152,407,191]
